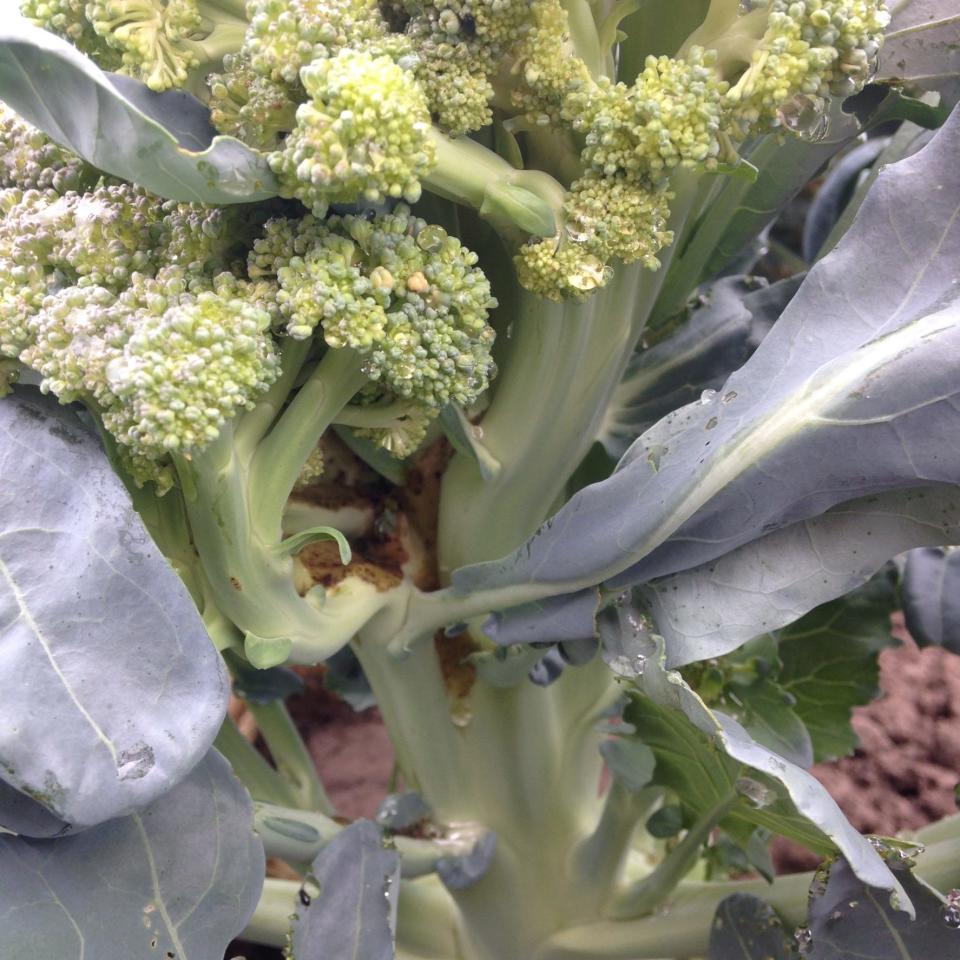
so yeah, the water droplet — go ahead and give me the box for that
[722,390,737,404]
[794,925,813,954]
[450,699,473,728]
[735,776,776,809]
[416,224,448,252]
[299,875,321,906]
[777,94,830,143]
[942,905,960,929]
[117,743,155,781]
[705,416,718,430]
[567,256,609,292]
[699,389,717,404]
[606,654,646,678]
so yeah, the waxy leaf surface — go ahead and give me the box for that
[289,819,400,960]
[708,893,793,960]
[0,19,279,203]
[0,751,264,959]
[454,107,960,645]
[623,643,906,905]
[0,391,228,829]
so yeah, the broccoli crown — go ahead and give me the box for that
[207,53,299,150]
[726,0,891,130]
[243,0,400,85]
[19,0,890,305]
[570,49,729,180]
[0,125,281,481]
[268,48,435,214]
[0,104,98,194]
[250,205,497,408]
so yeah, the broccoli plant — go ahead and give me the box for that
[1,0,960,957]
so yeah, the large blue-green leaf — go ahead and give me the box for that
[599,276,799,461]
[289,819,400,960]
[0,390,229,830]
[806,855,960,958]
[879,0,960,102]
[453,106,960,624]
[708,894,793,960]
[623,642,907,905]
[0,750,264,960]
[639,487,960,665]
[901,546,960,653]
[0,19,279,203]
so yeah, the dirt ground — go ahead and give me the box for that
[229,619,960,957]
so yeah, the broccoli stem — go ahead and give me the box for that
[561,0,609,78]
[250,345,367,538]
[425,128,568,241]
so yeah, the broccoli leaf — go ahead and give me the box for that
[623,641,907,906]
[805,855,960,959]
[708,893,793,959]
[776,574,898,762]
[0,390,228,830]
[289,819,400,960]
[637,486,957,666]
[600,275,798,461]
[0,18,279,204]
[0,750,263,959]
[878,0,960,103]
[453,106,960,648]
[901,547,960,654]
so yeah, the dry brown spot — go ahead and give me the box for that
[229,576,242,591]
[435,628,478,701]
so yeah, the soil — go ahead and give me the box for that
[228,616,960,958]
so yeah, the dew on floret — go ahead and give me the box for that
[776,94,830,143]
[416,224,448,252]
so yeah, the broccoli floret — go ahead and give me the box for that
[242,0,400,85]
[267,49,435,215]
[24,0,248,90]
[251,205,497,410]
[722,0,890,131]
[0,103,99,194]
[207,53,300,150]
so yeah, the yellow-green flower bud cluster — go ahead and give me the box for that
[569,48,728,179]
[85,0,205,90]
[102,283,278,452]
[0,173,281,478]
[269,49,435,215]
[208,53,300,150]
[243,0,400,85]
[396,0,531,135]
[253,205,497,408]
[21,0,123,70]
[726,0,889,129]
[354,407,431,458]
[0,104,97,195]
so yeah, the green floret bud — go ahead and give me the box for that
[268,49,435,214]
[243,0,399,85]
[353,406,432,458]
[102,286,280,452]
[565,173,674,268]
[207,53,300,149]
[0,104,98,194]
[514,236,612,302]
[21,0,123,69]
[262,205,497,408]
[725,0,890,131]
[570,48,728,181]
